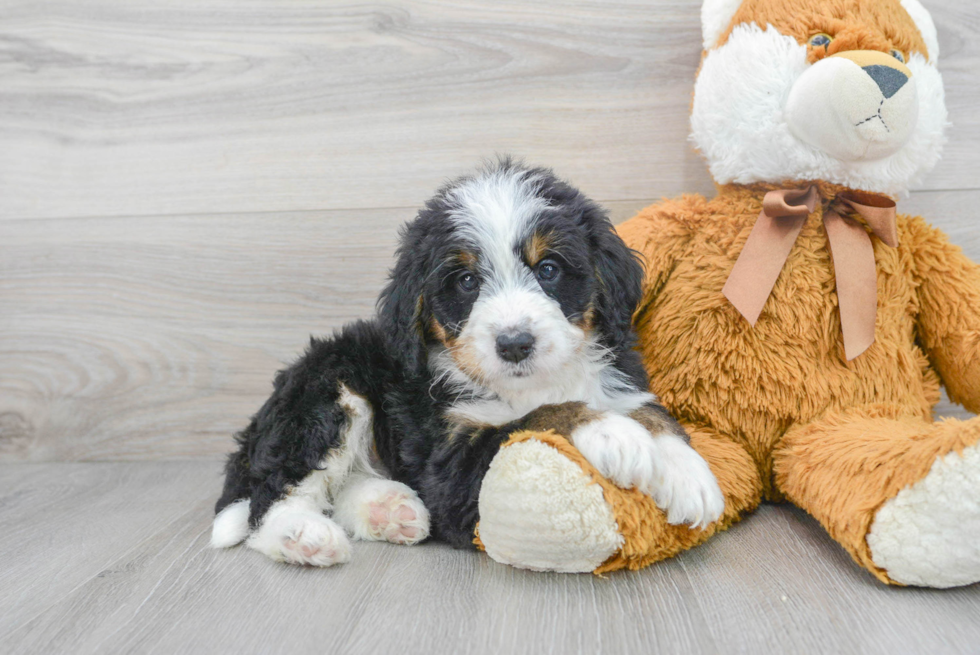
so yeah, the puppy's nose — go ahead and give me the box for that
[862,64,908,99]
[496,332,535,363]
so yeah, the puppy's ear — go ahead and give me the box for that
[377,218,434,375]
[588,204,644,352]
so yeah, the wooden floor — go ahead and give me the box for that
[2,1,980,653]
[3,462,980,655]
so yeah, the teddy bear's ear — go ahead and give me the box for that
[701,0,744,50]
[900,0,940,63]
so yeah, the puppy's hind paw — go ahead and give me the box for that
[367,490,430,545]
[334,478,430,545]
[248,507,352,567]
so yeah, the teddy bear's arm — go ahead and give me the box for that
[906,215,980,413]
[615,197,699,306]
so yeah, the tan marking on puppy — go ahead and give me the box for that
[523,402,604,438]
[447,333,490,388]
[429,317,456,347]
[523,231,554,267]
[447,402,603,443]
[428,251,478,349]
[427,296,487,385]
[630,404,689,444]
[716,0,928,62]
[445,416,488,442]
[455,249,479,269]
[413,295,426,341]
[575,304,596,332]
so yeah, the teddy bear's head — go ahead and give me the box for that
[691,0,946,196]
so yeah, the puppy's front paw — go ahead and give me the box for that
[571,414,724,529]
[248,507,352,567]
[649,436,725,529]
[571,414,660,491]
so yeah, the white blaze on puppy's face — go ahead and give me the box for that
[442,168,586,392]
[422,163,653,426]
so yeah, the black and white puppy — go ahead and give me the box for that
[211,160,724,566]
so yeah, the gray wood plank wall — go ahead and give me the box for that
[3,0,978,463]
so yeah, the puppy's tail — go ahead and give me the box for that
[211,499,251,548]
[212,442,253,548]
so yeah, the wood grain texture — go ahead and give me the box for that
[0,461,221,639]
[0,199,678,462]
[2,191,977,461]
[1,0,979,222]
[2,462,978,655]
[2,3,979,651]
[0,209,400,460]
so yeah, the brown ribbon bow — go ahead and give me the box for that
[721,186,898,361]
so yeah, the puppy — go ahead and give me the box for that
[211,160,724,566]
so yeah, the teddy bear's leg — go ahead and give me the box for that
[477,423,763,573]
[773,405,980,587]
[595,422,765,573]
[477,431,626,572]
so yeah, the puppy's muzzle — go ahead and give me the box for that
[496,331,535,363]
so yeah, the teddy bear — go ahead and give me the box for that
[472,0,980,588]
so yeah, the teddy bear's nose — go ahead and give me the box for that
[863,64,908,99]
[828,50,913,101]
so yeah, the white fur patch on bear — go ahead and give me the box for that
[701,0,744,50]
[867,443,980,588]
[478,439,623,573]
[691,23,947,196]
[901,0,940,63]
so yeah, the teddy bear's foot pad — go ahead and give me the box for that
[867,443,980,588]
[478,438,623,572]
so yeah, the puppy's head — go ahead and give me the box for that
[694,0,946,196]
[378,160,642,394]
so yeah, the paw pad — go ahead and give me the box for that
[367,492,427,544]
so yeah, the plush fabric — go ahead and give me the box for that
[475,0,980,587]
[614,177,980,585]
[477,428,760,574]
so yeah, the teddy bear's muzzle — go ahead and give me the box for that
[785,49,918,162]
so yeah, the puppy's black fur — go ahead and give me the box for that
[216,160,656,549]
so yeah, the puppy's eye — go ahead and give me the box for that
[808,33,832,48]
[890,49,906,63]
[535,260,561,283]
[457,272,479,293]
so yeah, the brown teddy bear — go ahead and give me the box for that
[474,0,980,588]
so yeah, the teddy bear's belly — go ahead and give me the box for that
[638,243,938,459]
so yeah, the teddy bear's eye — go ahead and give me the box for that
[808,33,833,48]
[890,49,906,63]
